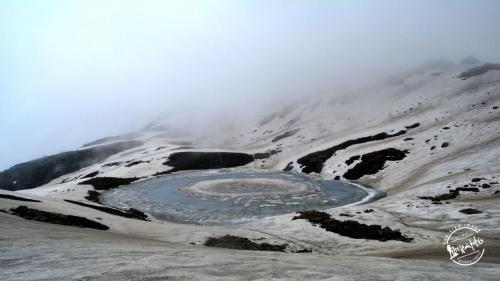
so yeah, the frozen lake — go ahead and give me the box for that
[101,169,381,225]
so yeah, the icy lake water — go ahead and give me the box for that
[101,169,380,225]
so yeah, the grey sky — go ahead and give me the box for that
[1,0,500,169]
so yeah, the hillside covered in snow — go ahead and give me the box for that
[1,61,500,280]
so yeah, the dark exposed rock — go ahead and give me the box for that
[455,187,479,192]
[102,162,123,167]
[283,162,294,172]
[419,190,459,201]
[271,129,300,143]
[419,186,480,202]
[471,178,482,182]
[0,194,41,202]
[9,206,109,230]
[204,235,287,252]
[334,176,340,180]
[343,148,408,180]
[458,63,500,79]
[0,141,142,191]
[82,171,99,179]
[403,138,414,141]
[345,155,360,165]
[364,209,374,213]
[78,177,140,191]
[64,199,149,221]
[253,149,281,160]
[163,152,254,173]
[482,183,491,189]
[293,248,312,253]
[297,128,414,174]
[405,123,420,129]
[85,190,101,203]
[125,160,149,167]
[441,142,449,148]
[293,210,413,242]
[430,146,436,150]
[459,208,482,215]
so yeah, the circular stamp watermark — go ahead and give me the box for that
[444,224,485,266]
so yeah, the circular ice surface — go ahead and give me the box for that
[100,169,370,225]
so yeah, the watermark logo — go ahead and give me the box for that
[444,224,485,266]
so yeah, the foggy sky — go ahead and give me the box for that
[1,0,500,170]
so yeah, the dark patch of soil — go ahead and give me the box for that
[0,141,143,191]
[297,127,413,174]
[459,208,482,214]
[163,152,254,173]
[293,210,413,242]
[345,155,360,165]
[85,190,101,203]
[343,148,408,180]
[458,63,500,79]
[0,194,41,202]
[271,129,300,143]
[78,177,140,190]
[9,206,109,230]
[204,235,287,252]
[82,171,99,179]
[64,199,149,221]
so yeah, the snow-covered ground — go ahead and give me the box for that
[1,62,500,280]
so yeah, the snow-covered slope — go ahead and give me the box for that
[1,62,500,279]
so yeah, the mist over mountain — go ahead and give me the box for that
[1,0,500,170]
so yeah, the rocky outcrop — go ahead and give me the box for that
[9,206,109,230]
[78,177,140,190]
[163,152,254,173]
[205,235,287,252]
[64,199,149,221]
[343,148,409,180]
[0,141,143,191]
[297,127,416,174]
[293,210,413,242]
